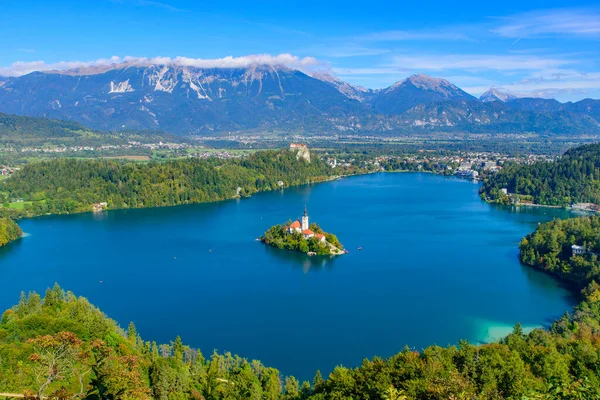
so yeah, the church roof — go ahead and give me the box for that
[289,221,301,228]
[303,229,314,235]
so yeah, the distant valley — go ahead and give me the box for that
[0,63,599,136]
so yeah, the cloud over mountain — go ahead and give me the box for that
[0,54,326,78]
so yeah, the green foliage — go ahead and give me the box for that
[0,217,22,246]
[482,143,600,206]
[0,149,333,219]
[2,281,600,399]
[519,215,600,287]
[0,286,291,399]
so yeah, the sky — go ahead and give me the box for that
[1,0,599,101]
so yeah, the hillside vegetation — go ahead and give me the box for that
[0,149,334,219]
[481,142,600,206]
[3,274,600,399]
[0,217,21,246]
[520,215,600,286]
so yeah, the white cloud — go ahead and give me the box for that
[0,54,326,77]
[464,70,600,98]
[357,30,473,42]
[492,8,600,38]
[332,67,401,76]
[389,54,575,71]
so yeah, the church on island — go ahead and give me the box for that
[261,206,344,255]
[286,207,326,242]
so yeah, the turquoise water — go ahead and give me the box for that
[0,173,577,380]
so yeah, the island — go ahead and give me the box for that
[260,207,345,255]
[0,217,22,247]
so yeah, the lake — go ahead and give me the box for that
[0,172,578,380]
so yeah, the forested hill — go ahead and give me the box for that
[481,142,600,206]
[0,112,184,147]
[520,215,600,287]
[4,280,600,397]
[0,149,334,219]
[0,217,21,246]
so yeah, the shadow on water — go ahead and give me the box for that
[0,236,24,258]
[519,263,581,303]
[489,203,573,223]
[262,244,340,273]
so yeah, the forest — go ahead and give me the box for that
[0,150,335,220]
[260,222,344,255]
[481,143,600,206]
[3,270,600,399]
[520,215,600,287]
[0,217,21,247]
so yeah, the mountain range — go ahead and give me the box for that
[0,64,598,136]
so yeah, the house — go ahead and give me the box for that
[92,202,108,212]
[287,220,302,234]
[302,229,315,239]
[572,245,587,256]
[315,233,326,243]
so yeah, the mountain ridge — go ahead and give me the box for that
[0,65,599,135]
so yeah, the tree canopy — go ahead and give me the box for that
[0,149,334,219]
[481,142,600,206]
[0,217,21,247]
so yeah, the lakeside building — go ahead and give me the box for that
[572,245,587,256]
[571,245,600,258]
[92,202,108,212]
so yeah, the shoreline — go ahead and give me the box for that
[4,169,480,223]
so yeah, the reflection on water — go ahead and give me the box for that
[0,235,24,258]
[263,244,339,273]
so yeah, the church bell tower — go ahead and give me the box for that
[302,206,309,231]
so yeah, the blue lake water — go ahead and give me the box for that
[0,172,578,380]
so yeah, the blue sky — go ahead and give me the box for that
[1,0,599,101]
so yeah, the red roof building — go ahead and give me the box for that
[302,229,315,238]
